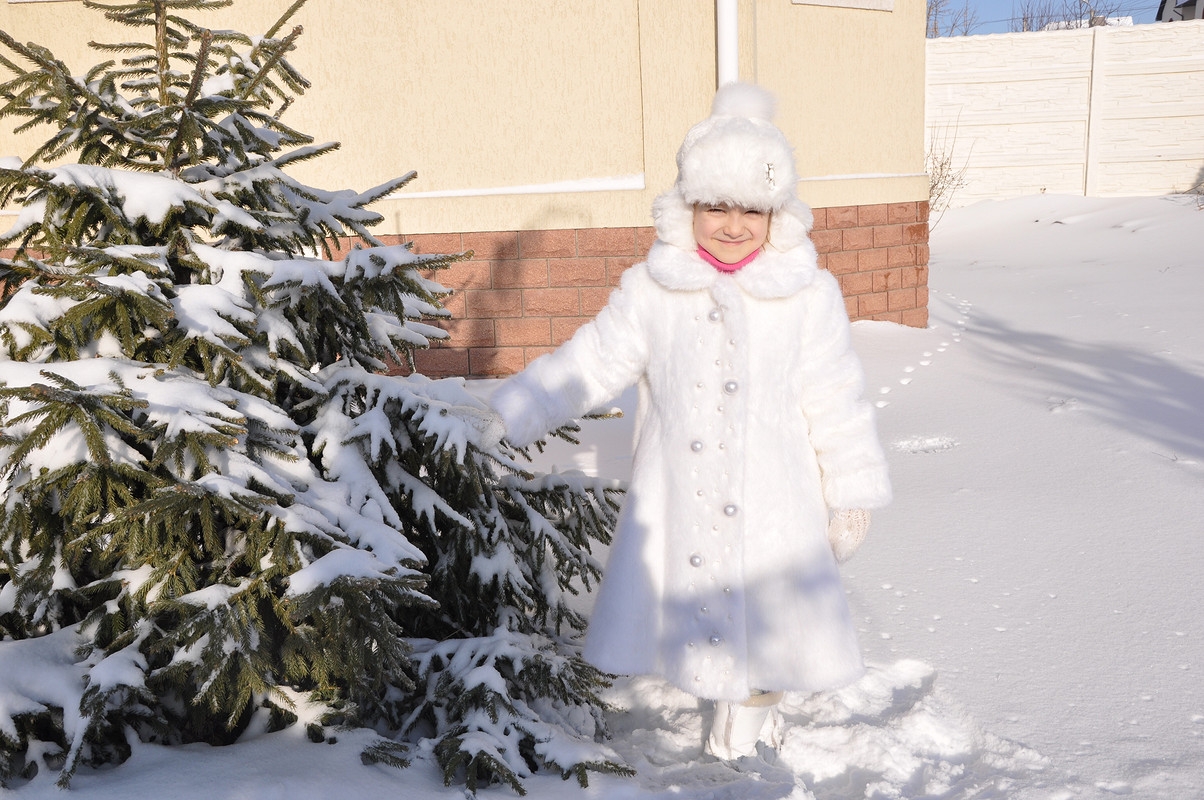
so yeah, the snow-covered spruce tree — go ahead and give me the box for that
[0,0,627,791]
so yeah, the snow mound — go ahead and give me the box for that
[600,661,1056,800]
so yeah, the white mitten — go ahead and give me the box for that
[458,406,506,451]
[827,509,871,564]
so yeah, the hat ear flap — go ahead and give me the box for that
[768,199,815,251]
[653,189,698,251]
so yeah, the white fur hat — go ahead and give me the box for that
[653,83,814,252]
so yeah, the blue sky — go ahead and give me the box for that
[958,0,1165,34]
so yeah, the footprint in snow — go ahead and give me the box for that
[1047,396,1080,413]
[893,436,958,454]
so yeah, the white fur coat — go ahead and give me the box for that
[489,237,891,701]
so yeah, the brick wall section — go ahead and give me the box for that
[811,200,930,328]
[396,200,928,378]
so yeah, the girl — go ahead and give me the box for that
[486,83,891,760]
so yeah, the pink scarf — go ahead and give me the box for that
[697,245,761,273]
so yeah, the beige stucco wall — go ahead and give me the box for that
[756,0,929,207]
[1,0,927,233]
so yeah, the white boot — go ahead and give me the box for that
[705,691,784,760]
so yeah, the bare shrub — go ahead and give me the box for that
[927,123,970,226]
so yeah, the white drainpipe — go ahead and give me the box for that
[716,0,739,87]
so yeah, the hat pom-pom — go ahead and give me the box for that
[711,82,776,122]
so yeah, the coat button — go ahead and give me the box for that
[723,504,738,516]
[707,308,722,322]
[690,553,704,567]
[691,440,704,452]
[709,634,723,647]
[723,380,738,394]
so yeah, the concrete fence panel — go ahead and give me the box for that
[927,21,1204,206]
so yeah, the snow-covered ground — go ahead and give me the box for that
[7,194,1204,798]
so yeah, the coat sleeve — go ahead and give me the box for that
[796,272,892,510]
[488,268,651,447]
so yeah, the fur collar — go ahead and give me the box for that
[645,239,818,298]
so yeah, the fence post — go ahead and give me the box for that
[1083,27,1107,197]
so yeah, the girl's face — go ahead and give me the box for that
[693,204,770,264]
